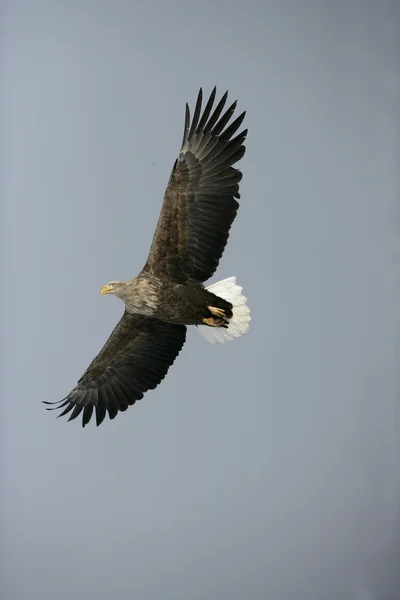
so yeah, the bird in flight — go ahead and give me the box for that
[45,87,250,427]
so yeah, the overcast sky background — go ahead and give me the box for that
[1,1,399,599]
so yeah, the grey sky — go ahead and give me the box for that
[1,1,399,599]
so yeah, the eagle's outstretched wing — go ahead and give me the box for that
[44,312,186,427]
[143,87,247,284]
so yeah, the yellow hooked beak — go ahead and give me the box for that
[100,284,113,295]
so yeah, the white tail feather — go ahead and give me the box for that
[196,277,251,344]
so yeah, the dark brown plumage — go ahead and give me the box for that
[144,87,246,283]
[47,315,186,427]
[45,87,249,427]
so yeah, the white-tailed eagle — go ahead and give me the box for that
[45,88,250,427]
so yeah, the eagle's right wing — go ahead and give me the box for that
[44,311,186,427]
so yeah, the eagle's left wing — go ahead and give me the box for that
[142,87,247,284]
[44,311,186,427]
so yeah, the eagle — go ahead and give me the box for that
[45,87,250,427]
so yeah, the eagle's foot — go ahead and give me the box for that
[207,306,226,318]
[203,317,228,328]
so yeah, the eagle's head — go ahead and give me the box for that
[100,280,126,297]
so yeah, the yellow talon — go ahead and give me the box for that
[208,306,226,318]
[203,317,221,327]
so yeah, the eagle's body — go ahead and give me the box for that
[109,274,233,325]
[45,87,251,427]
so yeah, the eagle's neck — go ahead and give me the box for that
[121,275,160,316]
